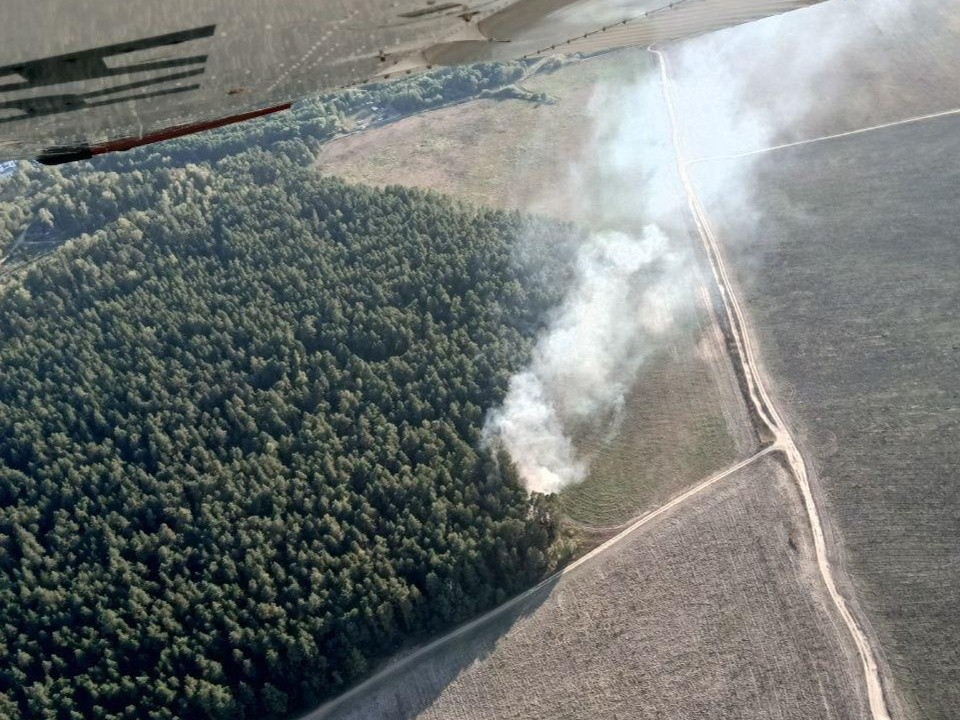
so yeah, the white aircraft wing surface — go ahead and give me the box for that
[0,0,827,163]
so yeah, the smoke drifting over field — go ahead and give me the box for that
[488,0,922,494]
[666,0,919,223]
[485,226,688,493]
[485,66,694,493]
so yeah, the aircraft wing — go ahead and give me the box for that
[0,0,827,164]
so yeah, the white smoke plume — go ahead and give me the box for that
[486,0,939,494]
[664,0,933,221]
[485,226,689,493]
[483,42,697,494]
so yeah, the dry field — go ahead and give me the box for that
[695,107,960,720]
[561,286,754,526]
[315,54,617,219]
[311,455,869,720]
[670,0,960,159]
[317,51,756,526]
[669,4,960,718]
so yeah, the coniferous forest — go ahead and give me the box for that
[0,76,578,720]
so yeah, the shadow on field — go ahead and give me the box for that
[316,574,561,720]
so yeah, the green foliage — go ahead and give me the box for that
[0,142,578,720]
[375,62,525,115]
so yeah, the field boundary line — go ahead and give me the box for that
[303,446,773,719]
[688,104,960,165]
[652,46,892,720]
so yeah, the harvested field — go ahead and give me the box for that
[310,455,869,720]
[697,111,960,720]
[315,53,624,220]
[561,282,754,526]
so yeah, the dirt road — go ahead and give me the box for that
[651,46,892,720]
[304,446,774,720]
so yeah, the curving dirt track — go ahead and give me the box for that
[651,46,892,720]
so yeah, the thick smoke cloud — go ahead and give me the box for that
[488,0,934,494]
[483,51,693,494]
[485,226,689,493]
